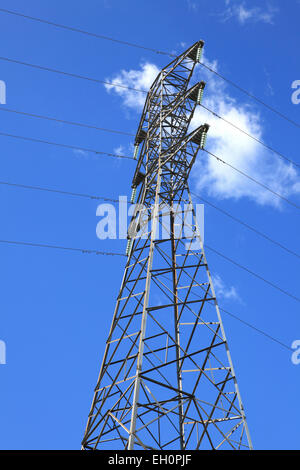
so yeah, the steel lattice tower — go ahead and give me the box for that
[82,41,252,450]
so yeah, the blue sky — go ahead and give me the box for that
[0,0,299,450]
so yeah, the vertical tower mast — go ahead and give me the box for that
[82,42,252,450]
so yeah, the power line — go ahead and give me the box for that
[0,130,134,160]
[0,20,297,310]
[0,233,293,352]
[0,233,291,352]
[3,235,297,305]
[2,178,299,263]
[1,128,298,213]
[1,101,299,173]
[204,149,300,211]
[1,187,297,303]
[191,190,300,260]
[1,57,299,175]
[0,55,148,94]
[2,103,299,174]
[1,53,300,176]
[1,188,296,346]
[3,233,297,306]
[1,7,299,131]
[200,103,300,170]
[199,62,300,131]
[0,238,126,256]
[0,7,171,57]
[160,274,292,353]
[0,180,120,202]
[216,305,292,352]
[0,127,297,210]
[186,282,293,352]
[0,106,134,137]
[0,8,295,392]
[205,244,300,304]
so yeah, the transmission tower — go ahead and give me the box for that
[82,41,252,450]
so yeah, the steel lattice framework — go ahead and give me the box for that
[82,41,252,450]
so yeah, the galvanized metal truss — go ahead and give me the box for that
[82,41,252,450]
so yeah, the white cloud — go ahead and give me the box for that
[212,274,240,301]
[222,1,278,25]
[103,54,300,208]
[190,55,300,208]
[104,62,160,110]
